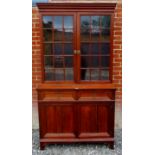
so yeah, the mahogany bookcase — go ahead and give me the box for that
[36,2,116,150]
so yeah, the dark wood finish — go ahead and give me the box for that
[37,2,116,150]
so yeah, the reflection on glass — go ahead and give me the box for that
[81,16,90,29]
[44,43,53,55]
[91,69,99,80]
[101,56,110,67]
[54,29,63,41]
[64,16,73,28]
[54,44,62,55]
[65,56,73,67]
[101,43,110,54]
[91,43,99,55]
[43,16,52,28]
[45,69,54,81]
[91,29,100,41]
[81,29,90,42]
[54,56,64,68]
[81,69,90,80]
[44,29,52,41]
[54,16,62,28]
[101,16,110,28]
[64,43,73,55]
[91,56,99,67]
[101,29,110,42]
[65,68,73,80]
[64,29,73,41]
[55,69,64,80]
[44,56,53,67]
[91,16,100,29]
[81,43,89,55]
[81,56,90,68]
[100,70,109,80]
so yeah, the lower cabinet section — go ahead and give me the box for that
[39,102,76,139]
[78,102,114,138]
[38,101,115,149]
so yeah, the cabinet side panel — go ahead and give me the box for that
[39,104,47,138]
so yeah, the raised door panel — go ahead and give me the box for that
[78,102,114,138]
[39,102,76,139]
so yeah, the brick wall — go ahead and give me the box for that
[32,1,122,128]
[113,2,122,105]
[32,8,41,105]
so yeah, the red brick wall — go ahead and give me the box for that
[32,8,41,106]
[113,2,122,105]
[32,2,122,106]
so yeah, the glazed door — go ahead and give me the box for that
[77,13,112,82]
[42,13,112,83]
[42,13,78,82]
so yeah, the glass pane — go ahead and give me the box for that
[43,16,52,28]
[101,56,110,67]
[44,56,53,67]
[54,16,62,29]
[91,69,99,80]
[91,29,100,41]
[81,43,89,55]
[64,43,73,55]
[100,69,109,80]
[65,68,73,80]
[54,44,62,55]
[91,56,99,68]
[43,29,52,41]
[91,16,100,29]
[101,43,110,55]
[44,43,53,55]
[64,29,73,41]
[81,69,90,80]
[54,29,63,41]
[81,56,90,68]
[101,16,111,28]
[101,29,110,42]
[64,16,73,28]
[55,69,64,80]
[81,16,90,29]
[81,29,90,42]
[54,56,64,68]
[91,43,99,55]
[45,68,55,81]
[65,56,73,67]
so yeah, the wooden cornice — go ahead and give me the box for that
[37,3,116,13]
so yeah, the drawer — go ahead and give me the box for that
[38,90,75,101]
[78,90,115,100]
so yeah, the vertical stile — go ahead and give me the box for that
[89,16,92,80]
[62,16,66,80]
[53,16,56,80]
[99,15,102,80]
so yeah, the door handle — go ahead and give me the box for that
[76,50,80,54]
[74,50,81,55]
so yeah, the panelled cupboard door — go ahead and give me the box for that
[39,102,76,139]
[78,102,114,138]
